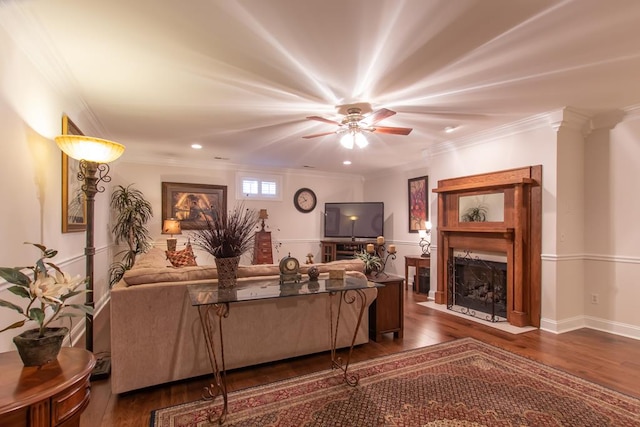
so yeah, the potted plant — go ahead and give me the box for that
[109,184,153,287]
[354,250,383,275]
[461,205,488,222]
[0,243,92,366]
[193,202,259,288]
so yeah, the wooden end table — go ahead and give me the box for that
[405,255,431,292]
[368,273,404,342]
[0,347,95,427]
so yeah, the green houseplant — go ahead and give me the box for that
[193,202,259,287]
[354,250,383,275]
[461,205,488,222]
[0,243,92,365]
[109,184,153,287]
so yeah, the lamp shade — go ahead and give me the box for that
[162,219,182,235]
[55,135,125,163]
[259,209,269,220]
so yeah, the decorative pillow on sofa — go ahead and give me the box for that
[166,244,198,267]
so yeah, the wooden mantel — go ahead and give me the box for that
[433,166,542,328]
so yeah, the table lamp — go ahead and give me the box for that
[419,221,432,257]
[258,209,268,231]
[162,219,182,251]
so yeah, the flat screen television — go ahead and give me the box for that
[324,202,384,239]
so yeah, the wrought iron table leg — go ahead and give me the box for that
[329,288,367,386]
[197,303,229,425]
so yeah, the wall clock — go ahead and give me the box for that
[294,188,317,213]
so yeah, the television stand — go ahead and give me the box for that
[321,240,379,262]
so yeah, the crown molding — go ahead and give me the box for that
[119,154,366,181]
[623,104,640,121]
[426,111,552,157]
[548,107,591,133]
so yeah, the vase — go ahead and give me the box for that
[215,256,240,288]
[13,327,69,366]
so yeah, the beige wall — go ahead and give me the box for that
[583,117,640,336]
[365,112,640,339]
[0,26,113,352]
[112,162,365,266]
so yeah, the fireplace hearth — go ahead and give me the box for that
[447,252,507,322]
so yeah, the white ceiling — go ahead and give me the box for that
[3,0,640,175]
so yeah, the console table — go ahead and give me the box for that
[405,255,431,292]
[188,276,382,424]
[0,347,95,427]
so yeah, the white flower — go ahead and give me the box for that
[30,274,63,304]
[54,271,85,294]
[28,270,85,305]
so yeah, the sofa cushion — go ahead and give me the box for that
[122,248,366,286]
[166,244,198,267]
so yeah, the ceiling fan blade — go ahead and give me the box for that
[306,116,342,126]
[371,126,413,135]
[302,131,338,139]
[362,108,396,125]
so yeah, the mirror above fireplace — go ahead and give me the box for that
[458,193,505,223]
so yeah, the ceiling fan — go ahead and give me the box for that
[302,102,413,148]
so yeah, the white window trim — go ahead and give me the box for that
[236,172,283,201]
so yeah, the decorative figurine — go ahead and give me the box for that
[307,265,320,281]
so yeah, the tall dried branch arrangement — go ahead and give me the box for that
[193,202,259,258]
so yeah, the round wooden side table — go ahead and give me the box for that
[0,347,96,427]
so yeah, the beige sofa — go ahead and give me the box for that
[110,248,377,394]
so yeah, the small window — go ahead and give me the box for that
[243,179,259,195]
[237,173,282,200]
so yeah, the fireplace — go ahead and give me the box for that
[448,251,507,322]
[433,166,542,328]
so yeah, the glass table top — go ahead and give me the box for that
[187,276,382,306]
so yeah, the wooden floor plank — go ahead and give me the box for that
[81,290,640,426]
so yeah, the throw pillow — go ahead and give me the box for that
[166,244,198,267]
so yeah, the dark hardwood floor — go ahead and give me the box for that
[81,289,640,426]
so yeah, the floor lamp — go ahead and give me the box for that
[55,134,125,379]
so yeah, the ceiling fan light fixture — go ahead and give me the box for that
[340,128,368,149]
[354,131,368,148]
[340,132,354,149]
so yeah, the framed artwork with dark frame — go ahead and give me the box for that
[408,175,428,233]
[161,182,228,230]
[61,115,87,233]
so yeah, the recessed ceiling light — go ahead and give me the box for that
[191,143,202,149]
[343,160,352,165]
[444,126,458,134]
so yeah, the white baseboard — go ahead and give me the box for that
[540,315,640,340]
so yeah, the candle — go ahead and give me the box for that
[388,244,396,254]
[425,221,432,231]
[366,243,375,253]
[376,236,384,245]
[418,230,426,238]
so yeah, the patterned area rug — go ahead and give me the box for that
[150,338,639,426]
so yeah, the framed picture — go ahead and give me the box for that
[61,115,87,233]
[161,182,227,230]
[408,175,428,233]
